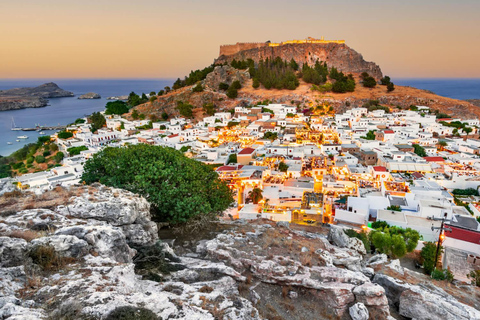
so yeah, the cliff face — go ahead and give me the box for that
[215,42,383,80]
[0,82,74,111]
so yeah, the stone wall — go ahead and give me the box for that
[219,42,268,57]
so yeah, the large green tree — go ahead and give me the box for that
[81,145,234,223]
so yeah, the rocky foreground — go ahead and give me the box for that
[0,83,74,111]
[0,185,479,319]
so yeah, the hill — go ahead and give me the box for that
[132,68,480,121]
[0,82,74,111]
[130,39,480,121]
[216,39,383,79]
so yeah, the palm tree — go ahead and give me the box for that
[248,188,263,204]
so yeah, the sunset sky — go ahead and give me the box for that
[1,0,479,79]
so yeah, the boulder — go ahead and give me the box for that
[276,221,290,228]
[367,254,388,266]
[31,235,88,258]
[0,237,27,267]
[55,225,135,263]
[349,302,369,320]
[399,286,480,320]
[0,178,15,196]
[328,225,366,255]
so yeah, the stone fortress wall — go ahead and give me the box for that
[219,37,345,57]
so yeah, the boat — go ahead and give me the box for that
[11,117,22,131]
[7,142,12,145]
[16,140,20,142]
[39,131,45,135]
[17,135,28,139]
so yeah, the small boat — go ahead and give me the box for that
[7,142,12,145]
[39,132,45,135]
[16,139,20,142]
[11,117,22,131]
[17,135,28,139]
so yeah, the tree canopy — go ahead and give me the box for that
[89,112,106,133]
[105,101,129,115]
[81,145,234,223]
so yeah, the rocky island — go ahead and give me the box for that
[78,92,101,99]
[0,82,74,111]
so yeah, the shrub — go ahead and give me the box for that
[161,112,168,121]
[227,154,237,164]
[176,101,194,118]
[226,87,238,99]
[421,242,442,275]
[468,270,480,286]
[192,83,204,93]
[387,205,401,212]
[35,155,46,164]
[67,146,88,156]
[278,161,289,172]
[105,306,159,320]
[81,145,234,223]
[89,112,106,132]
[26,156,34,164]
[54,152,64,163]
[57,131,73,139]
[252,78,260,89]
[218,82,229,91]
[231,80,242,90]
[43,151,51,157]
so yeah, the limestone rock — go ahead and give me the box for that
[276,221,290,228]
[0,237,27,267]
[31,235,88,258]
[0,178,15,196]
[367,254,388,266]
[78,92,101,99]
[328,225,366,255]
[349,302,369,320]
[204,65,250,90]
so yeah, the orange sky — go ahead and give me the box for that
[1,0,479,79]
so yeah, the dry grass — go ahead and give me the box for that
[0,186,76,213]
[7,229,42,242]
[199,285,214,293]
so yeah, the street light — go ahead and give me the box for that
[428,213,452,270]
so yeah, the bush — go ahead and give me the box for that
[452,188,478,196]
[363,77,376,88]
[421,242,442,275]
[54,152,64,163]
[192,83,204,93]
[57,131,73,139]
[74,118,86,124]
[387,82,395,92]
[43,151,51,157]
[252,78,260,89]
[226,87,238,99]
[49,143,59,152]
[81,145,234,223]
[413,144,427,157]
[67,146,88,156]
[105,306,159,320]
[278,161,289,172]
[35,155,46,164]
[227,154,237,164]
[431,268,454,282]
[218,82,229,91]
[231,80,242,90]
[161,112,168,121]
[387,205,401,211]
[176,101,194,118]
[468,270,480,286]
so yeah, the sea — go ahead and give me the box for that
[0,78,479,156]
[0,79,173,156]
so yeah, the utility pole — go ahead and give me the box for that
[429,212,452,270]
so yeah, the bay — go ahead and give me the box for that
[0,79,173,156]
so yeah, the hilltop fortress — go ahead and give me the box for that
[219,37,345,56]
[216,37,383,80]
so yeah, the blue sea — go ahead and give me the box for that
[0,78,479,156]
[0,79,173,156]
